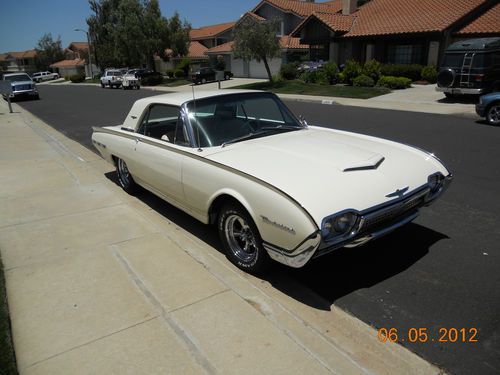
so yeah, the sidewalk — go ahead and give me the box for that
[0,98,441,374]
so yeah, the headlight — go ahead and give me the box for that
[322,211,359,240]
[428,173,445,195]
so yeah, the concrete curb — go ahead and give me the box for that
[0,98,442,374]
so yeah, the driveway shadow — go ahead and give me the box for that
[105,171,448,310]
[436,95,478,104]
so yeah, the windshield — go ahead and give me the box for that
[186,92,303,148]
[4,74,31,82]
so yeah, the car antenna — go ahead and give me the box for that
[192,84,202,152]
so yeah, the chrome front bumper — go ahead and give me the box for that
[263,174,452,268]
[436,87,483,95]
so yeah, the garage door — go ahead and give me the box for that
[231,57,245,77]
[249,58,281,79]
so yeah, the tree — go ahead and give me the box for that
[232,18,281,82]
[168,11,190,58]
[87,0,190,70]
[35,33,64,71]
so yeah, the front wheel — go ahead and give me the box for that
[486,102,500,125]
[218,204,270,274]
[116,158,138,194]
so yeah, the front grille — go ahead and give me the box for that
[360,190,427,234]
[15,84,32,91]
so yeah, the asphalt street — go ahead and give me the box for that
[18,85,500,375]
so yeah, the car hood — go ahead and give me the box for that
[10,80,33,86]
[204,126,449,227]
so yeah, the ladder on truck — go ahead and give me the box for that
[460,52,475,87]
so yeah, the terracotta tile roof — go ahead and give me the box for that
[293,12,355,35]
[205,41,234,54]
[242,12,266,21]
[0,53,8,62]
[188,41,209,59]
[344,0,488,37]
[456,3,500,35]
[7,50,37,59]
[254,0,342,17]
[279,36,309,49]
[68,42,89,51]
[205,36,308,55]
[50,58,86,68]
[190,22,236,40]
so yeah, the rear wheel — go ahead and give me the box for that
[486,102,500,125]
[116,158,138,194]
[201,78,207,84]
[101,82,105,88]
[217,204,270,274]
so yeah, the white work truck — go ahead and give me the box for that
[32,71,60,82]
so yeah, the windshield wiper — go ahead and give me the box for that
[221,130,271,147]
[259,125,304,131]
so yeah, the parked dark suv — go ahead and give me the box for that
[192,68,232,84]
[436,37,500,97]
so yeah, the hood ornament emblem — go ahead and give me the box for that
[386,186,409,198]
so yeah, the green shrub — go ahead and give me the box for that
[176,58,190,75]
[377,76,412,89]
[69,73,85,83]
[174,69,185,78]
[421,65,437,83]
[343,59,362,85]
[280,63,299,80]
[336,72,345,84]
[353,74,375,87]
[323,62,338,84]
[380,64,423,81]
[300,70,328,84]
[215,55,226,71]
[165,69,174,78]
[141,75,163,86]
[362,59,381,83]
[64,76,70,81]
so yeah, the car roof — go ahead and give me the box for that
[446,37,500,51]
[4,73,31,77]
[133,89,266,107]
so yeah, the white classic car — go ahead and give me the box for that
[92,90,452,273]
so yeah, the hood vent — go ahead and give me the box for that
[343,156,385,172]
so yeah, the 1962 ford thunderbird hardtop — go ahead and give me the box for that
[92,90,452,273]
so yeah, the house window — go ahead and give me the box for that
[387,44,423,64]
[310,44,329,62]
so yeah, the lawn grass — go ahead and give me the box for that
[159,78,192,87]
[0,255,18,375]
[231,80,391,99]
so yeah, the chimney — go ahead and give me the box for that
[342,0,356,15]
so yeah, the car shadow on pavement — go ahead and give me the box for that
[436,95,478,104]
[264,224,448,310]
[106,172,448,310]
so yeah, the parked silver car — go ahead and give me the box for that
[2,73,39,100]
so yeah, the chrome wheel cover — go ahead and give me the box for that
[224,214,258,263]
[117,159,131,186]
[487,105,500,125]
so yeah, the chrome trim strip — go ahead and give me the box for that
[92,126,319,231]
[436,87,483,94]
[263,231,321,268]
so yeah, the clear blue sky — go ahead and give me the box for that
[0,0,257,53]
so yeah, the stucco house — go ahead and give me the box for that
[190,0,500,78]
[0,50,37,73]
[292,0,500,66]
[50,42,97,77]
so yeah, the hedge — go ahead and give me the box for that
[69,73,86,83]
[380,64,423,81]
[353,74,375,87]
[377,76,412,89]
[421,65,437,83]
[280,63,299,80]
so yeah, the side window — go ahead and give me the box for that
[139,104,181,143]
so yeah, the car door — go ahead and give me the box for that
[132,104,188,203]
